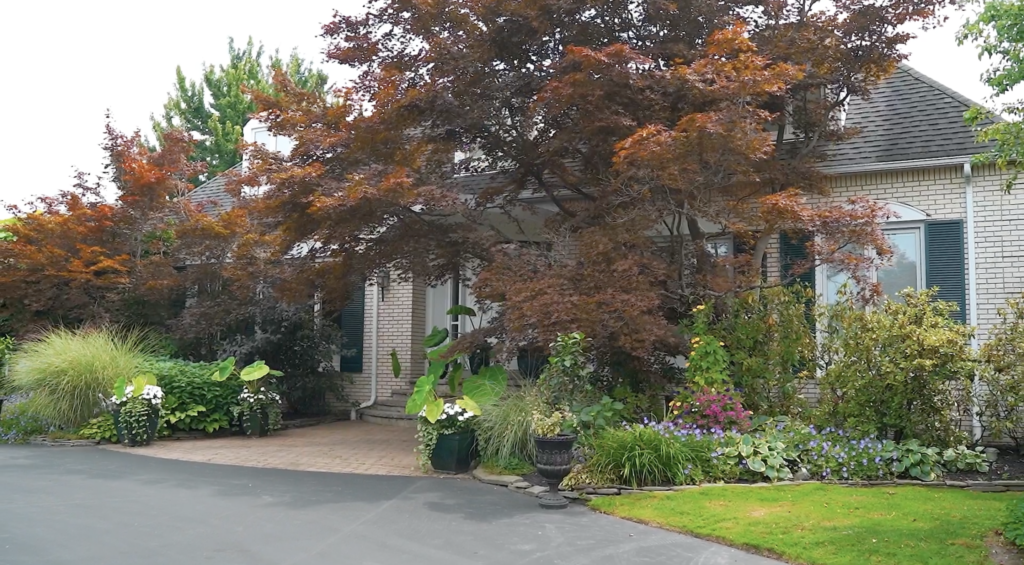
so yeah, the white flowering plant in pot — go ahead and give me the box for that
[111,374,163,446]
[210,358,283,436]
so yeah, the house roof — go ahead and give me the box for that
[189,64,994,207]
[187,163,241,214]
[823,64,995,172]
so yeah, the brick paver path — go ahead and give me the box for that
[101,420,420,476]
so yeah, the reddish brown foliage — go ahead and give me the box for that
[242,0,949,373]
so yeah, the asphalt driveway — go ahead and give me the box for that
[0,446,779,565]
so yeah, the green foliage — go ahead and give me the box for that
[402,333,508,423]
[0,403,51,443]
[717,421,796,481]
[8,327,163,428]
[475,384,540,464]
[210,357,282,393]
[76,413,118,443]
[941,445,990,474]
[959,0,1024,192]
[680,305,730,390]
[414,418,440,471]
[816,289,976,447]
[480,457,534,476]
[979,295,1024,451]
[574,395,628,435]
[538,332,596,406]
[588,425,709,488]
[708,287,816,416]
[1006,498,1024,549]
[888,440,943,481]
[0,335,13,394]
[152,37,329,183]
[145,358,238,434]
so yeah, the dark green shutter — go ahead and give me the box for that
[780,231,815,290]
[925,219,967,323]
[338,287,366,373]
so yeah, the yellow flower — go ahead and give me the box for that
[719,341,725,346]
[693,304,705,312]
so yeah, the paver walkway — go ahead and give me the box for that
[101,420,419,476]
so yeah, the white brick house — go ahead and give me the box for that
[190,64,1020,426]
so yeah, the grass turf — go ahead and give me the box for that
[590,483,1020,565]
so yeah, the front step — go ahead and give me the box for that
[358,407,418,428]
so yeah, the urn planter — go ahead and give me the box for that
[123,408,159,447]
[533,434,577,509]
[431,429,477,474]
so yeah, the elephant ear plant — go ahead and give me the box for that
[398,329,508,472]
[211,358,284,437]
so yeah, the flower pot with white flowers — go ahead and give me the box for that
[396,326,508,473]
[210,357,283,437]
[111,374,164,447]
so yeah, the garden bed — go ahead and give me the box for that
[949,448,1024,483]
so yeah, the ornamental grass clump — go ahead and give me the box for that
[475,383,540,464]
[588,425,710,487]
[8,326,163,429]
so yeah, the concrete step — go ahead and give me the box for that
[358,408,418,428]
[376,396,410,409]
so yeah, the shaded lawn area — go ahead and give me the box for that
[590,484,1021,565]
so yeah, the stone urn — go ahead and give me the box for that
[532,434,577,509]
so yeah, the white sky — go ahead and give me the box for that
[0,3,1001,218]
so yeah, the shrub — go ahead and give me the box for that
[670,387,752,432]
[475,384,540,464]
[1006,499,1024,549]
[979,295,1024,451]
[588,425,710,487]
[0,336,14,395]
[816,289,976,447]
[538,332,597,406]
[709,287,816,416]
[76,413,118,443]
[8,327,163,428]
[143,358,240,434]
[0,403,51,443]
[680,305,730,390]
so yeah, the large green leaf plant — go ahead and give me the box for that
[400,316,507,423]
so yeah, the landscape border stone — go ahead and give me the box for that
[29,437,100,447]
[475,471,1024,502]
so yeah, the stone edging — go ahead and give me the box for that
[470,468,1024,500]
[28,436,100,447]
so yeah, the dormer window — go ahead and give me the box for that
[251,126,294,155]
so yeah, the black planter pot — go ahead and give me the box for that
[243,408,271,437]
[430,429,476,474]
[112,407,126,444]
[0,396,5,417]
[469,346,492,375]
[123,407,159,447]
[533,434,577,509]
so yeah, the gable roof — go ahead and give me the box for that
[822,64,995,173]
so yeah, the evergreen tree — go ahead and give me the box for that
[152,37,329,183]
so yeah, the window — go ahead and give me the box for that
[820,227,924,304]
[252,127,294,154]
[425,271,496,344]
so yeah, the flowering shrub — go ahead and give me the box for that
[670,387,752,432]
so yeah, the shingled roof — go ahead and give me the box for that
[187,162,241,214]
[189,64,993,208]
[823,64,995,173]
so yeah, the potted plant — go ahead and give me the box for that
[531,406,577,509]
[111,374,163,447]
[210,358,283,437]
[398,330,508,473]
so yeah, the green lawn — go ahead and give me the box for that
[590,484,1021,565]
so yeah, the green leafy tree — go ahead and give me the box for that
[959,0,1024,191]
[152,37,329,183]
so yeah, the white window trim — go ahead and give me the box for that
[815,220,926,303]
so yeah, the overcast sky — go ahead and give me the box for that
[0,3,1001,218]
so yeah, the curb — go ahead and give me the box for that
[470,468,1024,500]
